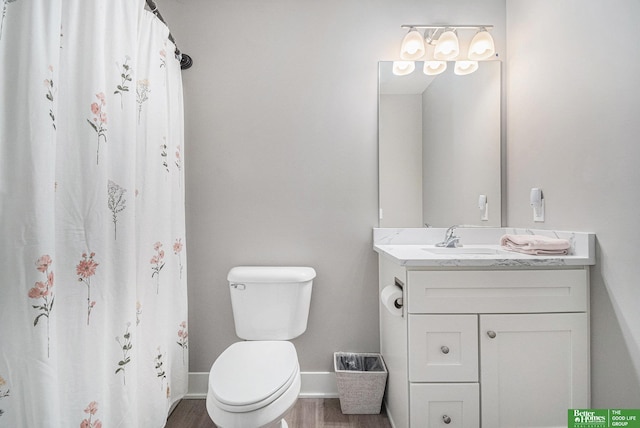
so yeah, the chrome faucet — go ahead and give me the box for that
[436,225,462,248]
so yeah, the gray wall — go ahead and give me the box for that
[506,0,640,406]
[159,0,506,373]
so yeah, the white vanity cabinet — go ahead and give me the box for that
[379,256,590,428]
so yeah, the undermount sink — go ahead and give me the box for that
[422,246,507,255]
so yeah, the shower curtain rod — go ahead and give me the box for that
[145,0,193,69]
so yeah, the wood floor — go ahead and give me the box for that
[165,398,392,428]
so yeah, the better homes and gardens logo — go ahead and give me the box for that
[572,410,608,427]
[569,409,640,428]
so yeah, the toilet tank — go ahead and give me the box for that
[228,266,316,340]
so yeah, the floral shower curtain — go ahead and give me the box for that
[0,1,188,426]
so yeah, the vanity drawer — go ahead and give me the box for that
[407,269,588,314]
[408,315,478,382]
[410,383,479,428]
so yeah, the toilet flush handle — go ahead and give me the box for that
[230,283,246,290]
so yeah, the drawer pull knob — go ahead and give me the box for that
[487,330,497,339]
[443,415,452,424]
[441,346,450,354]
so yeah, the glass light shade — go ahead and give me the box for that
[434,29,459,60]
[423,60,447,76]
[392,61,415,76]
[454,60,478,75]
[468,29,495,60]
[400,29,426,60]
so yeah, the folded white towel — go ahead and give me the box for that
[500,234,571,255]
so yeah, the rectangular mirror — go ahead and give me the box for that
[378,60,502,228]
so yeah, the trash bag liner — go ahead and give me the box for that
[335,353,385,372]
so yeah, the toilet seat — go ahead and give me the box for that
[209,341,299,413]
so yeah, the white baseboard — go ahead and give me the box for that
[185,372,210,399]
[185,372,339,399]
[298,372,339,398]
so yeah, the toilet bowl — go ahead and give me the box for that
[207,341,300,428]
[206,266,316,428]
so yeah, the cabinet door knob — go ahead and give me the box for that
[487,330,497,339]
[443,415,452,424]
[441,346,450,354]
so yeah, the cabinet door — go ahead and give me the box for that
[409,315,478,382]
[480,313,589,428]
[410,383,479,428]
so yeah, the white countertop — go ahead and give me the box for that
[373,228,595,267]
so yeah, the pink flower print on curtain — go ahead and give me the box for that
[76,252,99,325]
[86,92,107,165]
[177,321,188,364]
[173,238,183,279]
[150,242,164,294]
[80,401,102,428]
[29,255,55,357]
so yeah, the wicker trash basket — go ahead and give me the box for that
[334,352,388,414]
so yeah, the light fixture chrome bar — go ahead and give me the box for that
[401,25,494,30]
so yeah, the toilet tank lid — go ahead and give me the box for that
[228,266,316,283]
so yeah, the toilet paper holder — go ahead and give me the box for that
[393,277,404,310]
[381,277,405,317]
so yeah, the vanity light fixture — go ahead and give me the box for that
[392,60,416,76]
[433,28,460,60]
[400,27,426,60]
[468,27,495,60]
[395,25,495,76]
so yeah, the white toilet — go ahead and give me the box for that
[206,266,316,428]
